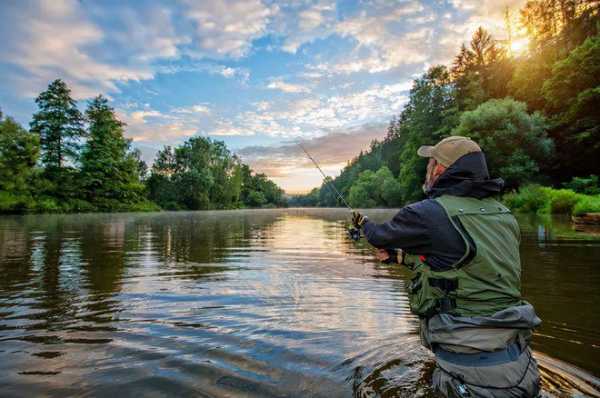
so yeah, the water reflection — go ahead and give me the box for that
[0,209,598,397]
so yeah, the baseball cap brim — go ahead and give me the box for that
[417,145,434,158]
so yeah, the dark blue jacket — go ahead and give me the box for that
[362,152,504,271]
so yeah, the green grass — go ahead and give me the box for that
[503,184,600,217]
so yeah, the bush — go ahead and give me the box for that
[451,98,553,188]
[563,175,600,195]
[128,200,161,212]
[504,184,600,217]
[64,199,96,213]
[35,197,61,213]
[573,196,600,216]
[503,185,549,213]
[546,189,582,214]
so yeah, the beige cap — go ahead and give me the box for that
[417,136,481,167]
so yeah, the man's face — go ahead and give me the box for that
[424,158,438,191]
[423,158,447,192]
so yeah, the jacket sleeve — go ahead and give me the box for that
[362,203,431,250]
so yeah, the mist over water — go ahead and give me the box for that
[0,209,598,397]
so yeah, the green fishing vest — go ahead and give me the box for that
[405,195,523,318]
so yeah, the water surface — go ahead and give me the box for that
[0,209,599,397]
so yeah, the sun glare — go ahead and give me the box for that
[510,37,530,55]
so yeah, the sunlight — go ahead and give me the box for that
[510,37,530,55]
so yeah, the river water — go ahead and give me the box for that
[0,208,599,397]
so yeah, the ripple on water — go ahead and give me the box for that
[0,209,599,397]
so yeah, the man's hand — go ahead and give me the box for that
[352,211,368,229]
[375,248,404,264]
[376,249,392,262]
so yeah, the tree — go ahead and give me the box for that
[145,137,284,210]
[30,79,85,170]
[30,79,85,200]
[348,167,402,208]
[0,114,39,211]
[452,27,511,110]
[80,95,143,210]
[542,33,600,180]
[146,146,179,209]
[452,98,553,188]
[396,66,458,203]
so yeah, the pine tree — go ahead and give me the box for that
[30,79,84,170]
[80,95,142,210]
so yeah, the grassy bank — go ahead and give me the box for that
[503,185,600,216]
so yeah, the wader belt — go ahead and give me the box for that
[434,342,521,367]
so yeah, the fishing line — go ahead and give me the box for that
[297,142,361,241]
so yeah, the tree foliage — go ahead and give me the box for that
[80,96,144,210]
[0,80,286,214]
[147,138,284,210]
[30,79,85,170]
[296,2,599,207]
[452,98,553,188]
[0,114,39,212]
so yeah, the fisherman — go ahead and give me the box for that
[351,136,541,397]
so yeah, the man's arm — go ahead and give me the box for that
[361,202,431,251]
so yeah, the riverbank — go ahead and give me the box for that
[503,185,600,224]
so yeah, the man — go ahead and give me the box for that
[352,136,541,398]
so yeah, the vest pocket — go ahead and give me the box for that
[409,272,447,317]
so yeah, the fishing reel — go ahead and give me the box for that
[348,226,361,241]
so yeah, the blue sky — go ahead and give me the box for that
[0,0,523,193]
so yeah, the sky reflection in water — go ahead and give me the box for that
[0,209,599,397]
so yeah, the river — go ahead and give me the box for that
[0,208,599,397]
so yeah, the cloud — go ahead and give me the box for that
[205,80,411,139]
[273,1,338,53]
[0,1,197,99]
[158,62,250,83]
[118,103,213,144]
[267,79,311,93]
[237,123,388,193]
[182,0,276,58]
[172,104,211,114]
[292,1,435,77]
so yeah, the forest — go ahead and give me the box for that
[1,0,599,215]
[0,80,284,213]
[291,0,600,214]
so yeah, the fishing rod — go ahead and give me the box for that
[297,142,361,241]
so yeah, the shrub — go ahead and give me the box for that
[128,200,161,212]
[502,185,550,213]
[36,198,61,213]
[573,196,600,216]
[563,175,600,195]
[64,199,96,213]
[546,189,582,214]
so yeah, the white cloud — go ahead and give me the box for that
[275,1,338,53]
[0,0,187,99]
[267,79,311,94]
[158,62,250,83]
[182,0,276,58]
[119,103,213,143]
[206,80,411,138]
[120,108,197,143]
[303,1,432,75]
[173,104,211,115]
[237,123,388,192]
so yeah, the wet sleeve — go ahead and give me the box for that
[361,203,431,251]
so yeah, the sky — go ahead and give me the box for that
[0,0,525,193]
